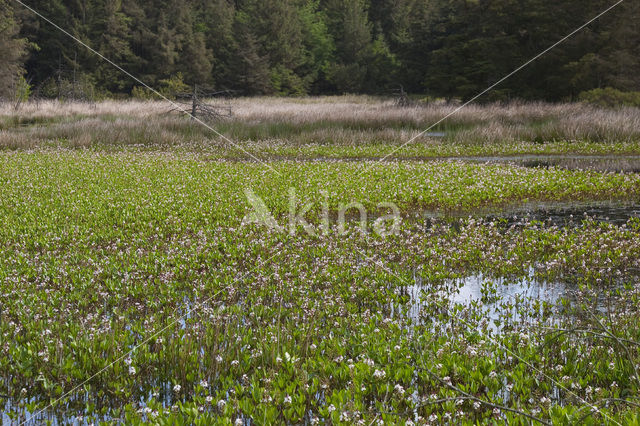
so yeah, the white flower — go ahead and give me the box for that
[234,418,243,426]
[327,404,336,413]
[206,396,213,403]
[284,395,292,405]
[173,384,181,393]
[394,384,405,396]
[216,355,223,363]
[284,352,298,363]
[373,369,386,379]
[217,399,226,410]
[200,380,208,388]
[473,401,481,410]
[310,344,317,351]
[231,360,239,367]
[129,366,136,375]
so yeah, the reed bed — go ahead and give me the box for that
[1,98,639,155]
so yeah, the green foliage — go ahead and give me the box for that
[579,87,640,108]
[1,149,640,423]
[132,73,190,100]
[0,0,29,99]
[12,75,31,105]
[11,0,640,99]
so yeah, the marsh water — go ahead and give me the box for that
[418,201,640,227]
[302,154,640,173]
[393,269,638,335]
[454,154,640,173]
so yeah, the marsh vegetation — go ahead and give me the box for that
[1,98,639,425]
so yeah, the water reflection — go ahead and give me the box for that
[395,269,633,334]
[454,154,640,173]
[417,201,640,227]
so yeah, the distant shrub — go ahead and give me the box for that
[12,76,31,108]
[132,73,191,100]
[417,96,450,105]
[579,87,640,108]
[38,74,99,102]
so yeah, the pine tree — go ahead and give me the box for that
[600,1,640,91]
[322,0,372,92]
[298,0,334,94]
[227,11,272,95]
[89,0,138,92]
[0,0,29,99]
[197,0,235,88]
[241,0,309,94]
[18,0,72,87]
[6,0,637,100]
[173,3,213,86]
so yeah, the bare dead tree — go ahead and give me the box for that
[394,84,411,107]
[169,85,234,122]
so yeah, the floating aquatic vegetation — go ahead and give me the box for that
[0,140,639,423]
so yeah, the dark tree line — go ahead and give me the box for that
[1,0,639,101]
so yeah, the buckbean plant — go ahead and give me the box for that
[0,100,639,425]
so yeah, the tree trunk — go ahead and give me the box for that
[191,84,198,120]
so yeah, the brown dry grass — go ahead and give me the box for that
[1,96,639,152]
